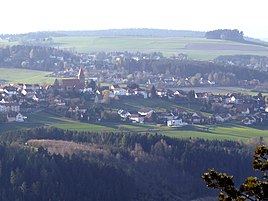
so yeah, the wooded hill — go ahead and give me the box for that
[0,127,259,201]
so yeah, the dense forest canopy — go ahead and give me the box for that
[205,29,244,42]
[0,127,259,201]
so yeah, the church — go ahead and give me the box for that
[54,68,86,91]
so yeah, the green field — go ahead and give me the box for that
[0,68,55,84]
[0,39,18,46]
[53,36,268,60]
[108,96,201,112]
[1,111,267,144]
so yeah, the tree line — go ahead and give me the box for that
[205,29,244,42]
[0,45,79,71]
[116,58,268,84]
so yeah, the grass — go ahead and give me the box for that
[176,86,268,96]
[0,68,55,84]
[164,124,268,143]
[108,96,200,112]
[2,111,268,144]
[53,36,268,60]
[0,40,18,46]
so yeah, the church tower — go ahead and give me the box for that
[78,67,85,84]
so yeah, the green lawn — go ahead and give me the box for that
[0,111,268,144]
[53,36,268,60]
[164,124,268,143]
[0,40,18,46]
[2,111,267,144]
[108,96,200,113]
[0,68,55,84]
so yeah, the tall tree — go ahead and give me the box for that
[202,145,268,200]
[150,85,157,98]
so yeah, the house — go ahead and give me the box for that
[167,119,187,127]
[175,108,188,116]
[133,88,148,99]
[158,112,177,121]
[129,113,144,123]
[0,102,20,113]
[156,89,174,98]
[21,89,35,98]
[7,112,25,122]
[243,116,256,125]
[3,85,18,96]
[118,109,131,119]
[215,115,225,123]
[138,108,154,116]
[23,84,40,91]
[112,88,127,96]
[192,112,206,124]
[174,90,187,98]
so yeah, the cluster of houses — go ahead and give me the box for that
[1,67,268,127]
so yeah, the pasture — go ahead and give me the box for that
[2,111,268,144]
[0,39,18,47]
[0,68,55,84]
[53,36,268,60]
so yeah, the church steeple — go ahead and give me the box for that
[78,67,85,84]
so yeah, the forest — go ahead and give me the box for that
[205,29,244,42]
[116,58,268,84]
[0,127,260,201]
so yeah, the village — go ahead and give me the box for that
[1,67,268,128]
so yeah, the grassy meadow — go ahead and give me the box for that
[0,39,18,47]
[53,36,268,60]
[0,68,55,84]
[1,111,267,144]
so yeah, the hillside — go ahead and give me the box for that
[1,29,268,60]
[52,36,268,60]
[0,127,256,201]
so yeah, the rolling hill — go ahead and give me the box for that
[53,36,268,60]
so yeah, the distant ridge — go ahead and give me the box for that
[56,28,206,38]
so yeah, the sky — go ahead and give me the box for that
[1,0,268,39]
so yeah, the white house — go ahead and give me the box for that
[7,112,25,122]
[167,119,187,127]
[243,117,256,125]
[138,109,154,116]
[129,114,144,123]
[118,109,131,119]
[134,88,148,99]
[113,88,127,96]
[16,113,25,122]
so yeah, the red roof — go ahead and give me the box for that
[59,79,84,89]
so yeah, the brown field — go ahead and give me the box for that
[27,139,110,157]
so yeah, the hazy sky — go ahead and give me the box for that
[1,0,268,39]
